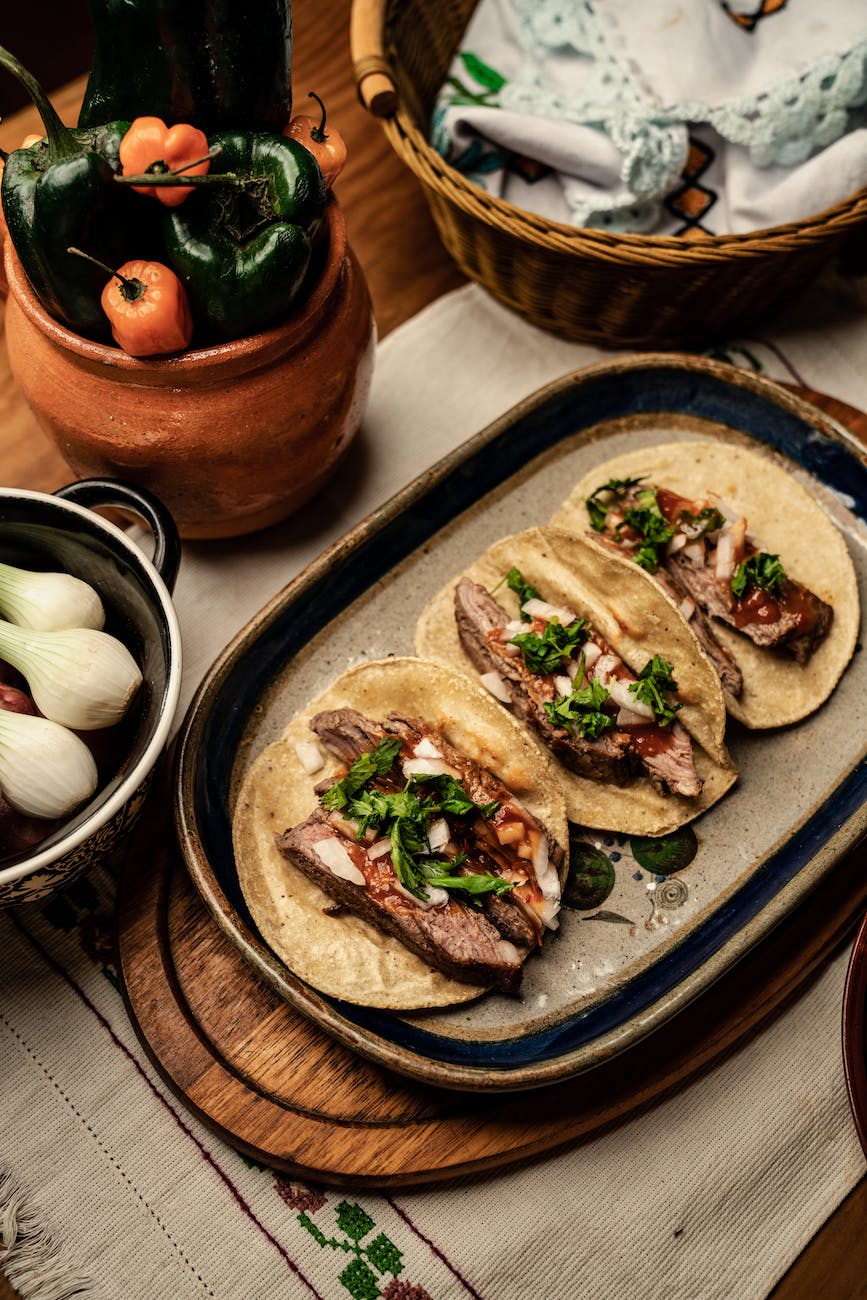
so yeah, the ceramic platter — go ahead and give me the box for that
[175,354,867,1091]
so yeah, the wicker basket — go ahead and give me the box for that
[350,0,867,347]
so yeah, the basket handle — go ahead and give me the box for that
[351,0,398,117]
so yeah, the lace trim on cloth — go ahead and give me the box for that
[434,0,867,229]
[0,1169,91,1300]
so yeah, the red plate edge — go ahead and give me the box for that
[843,908,867,1158]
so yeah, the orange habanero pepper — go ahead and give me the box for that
[99,258,194,356]
[284,92,347,188]
[119,117,211,207]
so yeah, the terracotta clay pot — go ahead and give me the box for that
[3,198,375,538]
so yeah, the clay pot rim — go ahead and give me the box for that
[3,194,346,375]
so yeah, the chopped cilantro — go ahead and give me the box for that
[509,617,590,675]
[620,501,676,574]
[678,506,724,538]
[319,747,508,901]
[585,476,644,531]
[544,677,614,740]
[731,552,787,599]
[628,655,683,727]
[504,566,542,621]
[320,737,403,811]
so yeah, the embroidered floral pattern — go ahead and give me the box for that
[290,1196,419,1300]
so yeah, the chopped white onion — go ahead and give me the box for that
[497,938,523,964]
[369,838,392,860]
[566,657,582,681]
[413,737,442,760]
[715,530,735,581]
[521,598,576,626]
[313,837,366,886]
[505,620,525,636]
[582,641,602,668]
[593,653,620,683]
[554,674,573,697]
[502,642,520,657]
[666,532,687,556]
[427,817,450,851]
[478,671,512,703]
[403,756,453,776]
[392,878,449,910]
[293,740,324,774]
[678,596,696,621]
[682,540,705,566]
[617,704,653,728]
[606,677,655,718]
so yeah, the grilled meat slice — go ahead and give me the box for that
[667,550,833,664]
[453,578,702,798]
[307,705,561,948]
[278,811,524,991]
[590,532,744,698]
[596,481,833,664]
[454,578,635,786]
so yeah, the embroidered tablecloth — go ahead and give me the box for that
[2,272,867,1300]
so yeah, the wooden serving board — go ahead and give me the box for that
[117,784,867,1189]
[116,385,867,1188]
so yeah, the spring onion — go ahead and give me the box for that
[0,708,98,818]
[0,561,104,631]
[0,620,142,730]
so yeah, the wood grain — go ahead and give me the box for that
[0,1,865,1291]
[116,753,867,1188]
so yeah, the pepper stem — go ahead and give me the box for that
[115,169,247,189]
[0,45,79,164]
[308,91,329,144]
[144,144,223,178]
[67,247,145,302]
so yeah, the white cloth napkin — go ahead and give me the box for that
[3,272,867,1300]
[433,0,867,234]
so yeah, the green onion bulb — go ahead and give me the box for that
[0,709,98,818]
[0,561,104,631]
[0,621,142,730]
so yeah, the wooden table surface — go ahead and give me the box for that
[0,2,865,1296]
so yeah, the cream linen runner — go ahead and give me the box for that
[2,272,867,1299]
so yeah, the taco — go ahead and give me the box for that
[232,657,569,1010]
[415,527,736,835]
[551,440,860,728]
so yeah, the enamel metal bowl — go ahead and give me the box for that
[0,480,182,905]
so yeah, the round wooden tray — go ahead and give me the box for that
[116,384,867,1189]
[116,766,867,1190]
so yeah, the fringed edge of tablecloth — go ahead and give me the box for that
[0,1169,91,1300]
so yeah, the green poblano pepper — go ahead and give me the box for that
[80,0,293,134]
[0,46,145,339]
[159,132,327,342]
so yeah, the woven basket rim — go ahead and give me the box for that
[385,107,867,263]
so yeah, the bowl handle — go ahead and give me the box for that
[53,479,182,594]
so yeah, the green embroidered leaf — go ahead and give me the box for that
[336,1201,375,1242]
[445,75,491,106]
[367,1234,403,1277]
[563,841,616,910]
[630,827,698,875]
[339,1258,380,1300]
[460,51,507,91]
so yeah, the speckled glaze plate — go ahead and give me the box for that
[175,355,867,1091]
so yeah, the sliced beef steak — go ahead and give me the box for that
[667,551,833,663]
[590,532,744,698]
[454,578,635,786]
[278,812,524,991]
